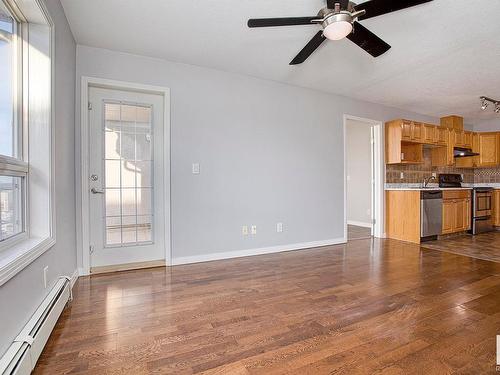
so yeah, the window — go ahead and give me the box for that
[0,1,25,245]
[0,0,54,287]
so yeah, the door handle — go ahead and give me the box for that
[91,188,104,194]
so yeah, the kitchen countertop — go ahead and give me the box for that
[385,187,473,191]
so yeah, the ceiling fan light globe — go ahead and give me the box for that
[323,21,353,40]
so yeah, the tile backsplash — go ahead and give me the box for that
[474,167,500,183]
[385,148,474,184]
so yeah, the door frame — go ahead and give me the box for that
[343,115,384,240]
[78,77,171,275]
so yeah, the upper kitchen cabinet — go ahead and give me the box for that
[455,132,479,168]
[440,115,464,131]
[398,120,423,143]
[435,126,448,146]
[477,132,499,167]
[452,129,473,149]
[386,120,424,164]
[423,123,436,144]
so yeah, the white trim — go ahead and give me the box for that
[172,238,346,265]
[347,220,372,228]
[78,76,171,276]
[343,115,384,239]
[70,268,79,289]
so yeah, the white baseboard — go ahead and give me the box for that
[347,220,372,228]
[70,269,79,289]
[172,237,346,266]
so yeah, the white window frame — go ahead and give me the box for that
[0,3,27,249]
[0,0,55,286]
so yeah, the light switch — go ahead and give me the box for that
[251,225,257,235]
[192,163,200,174]
[242,226,248,236]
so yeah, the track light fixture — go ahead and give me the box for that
[480,96,500,113]
[481,98,488,110]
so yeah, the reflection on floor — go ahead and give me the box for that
[35,238,500,374]
[347,224,372,241]
[422,231,500,263]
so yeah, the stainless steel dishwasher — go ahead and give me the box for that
[420,190,442,241]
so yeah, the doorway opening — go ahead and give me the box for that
[344,115,383,241]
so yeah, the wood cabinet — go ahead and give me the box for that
[398,120,423,143]
[451,129,472,149]
[435,127,448,146]
[455,132,479,169]
[386,120,424,164]
[423,124,435,144]
[386,118,500,167]
[464,131,473,149]
[386,190,421,244]
[401,120,412,141]
[442,190,471,234]
[453,129,465,148]
[493,190,500,227]
[477,132,499,167]
[440,115,464,131]
[411,122,423,142]
[431,129,454,167]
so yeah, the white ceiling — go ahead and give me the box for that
[61,0,500,124]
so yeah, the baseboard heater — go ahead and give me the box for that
[0,276,72,375]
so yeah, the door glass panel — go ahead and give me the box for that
[137,215,152,242]
[103,102,153,246]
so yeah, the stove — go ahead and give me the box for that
[438,173,463,188]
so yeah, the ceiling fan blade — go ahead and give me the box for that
[248,17,317,28]
[327,0,349,9]
[346,21,391,57]
[290,31,326,65]
[354,0,433,21]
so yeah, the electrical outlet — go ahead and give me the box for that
[276,222,283,233]
[251,225,257,235]
[192,163,200,174]
[400,172,404,180]
[242,225,248,236]
[43,266,48,288]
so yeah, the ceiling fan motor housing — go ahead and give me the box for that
[321,12,354,40]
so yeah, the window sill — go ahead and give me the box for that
[0,236,55,286]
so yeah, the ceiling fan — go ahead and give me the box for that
[247,0,434,65]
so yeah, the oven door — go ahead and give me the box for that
[474,192,492,217]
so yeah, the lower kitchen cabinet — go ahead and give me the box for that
[442,200,455,234]
[386,190,421,244]
[493,190,500,226]
[386,190,472,243]
[442,190,471,234]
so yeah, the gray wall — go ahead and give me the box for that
[76,45,437,262]
[0,0,76,356]
[473,118,500,132]
[346,120,372,226]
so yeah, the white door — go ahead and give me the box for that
[88,87,165,271]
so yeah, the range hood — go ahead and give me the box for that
[453,147,479,158]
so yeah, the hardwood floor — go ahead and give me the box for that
[34,237,500,374]
[422,231,500,263]
[347,224,372,241]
